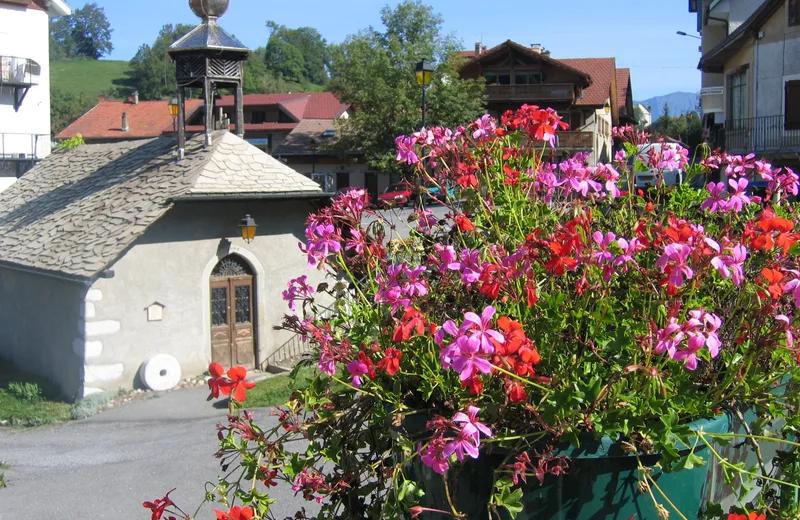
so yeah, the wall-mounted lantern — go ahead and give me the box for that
[239,214,257,243]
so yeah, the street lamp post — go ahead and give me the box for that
[415,60,434,129]
[676,31,702,40]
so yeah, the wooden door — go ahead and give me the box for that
[210,256,255,369]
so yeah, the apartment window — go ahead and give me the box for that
[728,70,748,121]
[786,80,800,130]
[250,111,267,124]
[514,72,542,85]
[790,0,800,26]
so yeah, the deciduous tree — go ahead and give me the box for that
[49,3,113,60]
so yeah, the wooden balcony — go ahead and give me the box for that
[486,83,576,103]
[556,131,593,150]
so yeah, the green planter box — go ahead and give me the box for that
[406,414,733,519]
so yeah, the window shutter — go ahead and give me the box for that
[786,81,800,130]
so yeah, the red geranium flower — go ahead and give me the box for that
[215,506,254,520]
[377,348,403,376]
[507,382,527,403]
[455,214,475,232]
[392,307,426,343]
[208,362,232,400]
[545,242,577,275]
[727,513,766,520]
[461,375,484,395]
[142,488,175,520]
[225,366,257,403]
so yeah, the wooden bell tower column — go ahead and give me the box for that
[167,0,250,157]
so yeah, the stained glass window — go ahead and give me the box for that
[212,256,252,278]
[235,285,251,324]
[211,287,228,326]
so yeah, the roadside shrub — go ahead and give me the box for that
[7,382,42,402]
[0,472,6,489]
[70,392,113,420]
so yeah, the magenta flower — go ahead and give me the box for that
[533,169,562,202]
[776,315,794,349]
[700,182,728,213]
[595,163,621,198]
[282,275,315,312]
[710,243,747,286]
[653,318,684,358]
[449,248,483,284]
[784,273,800,307]
[345,228,366,255]
[451,336,493,380]
[415,209,439,234]
[301,221,342,268]
[463,305,505,353]
[419,442,449,474]
[724,177,751,212]
[452,405,492,445]
[724,153,755,177]
[395,135,419,165]
[676,310,722,370]
[655,243,694,288]
[613,237,639,271]
[318,351,336,376]
[592,231,617,265]
[614,150,627,166]
[435,244,457,274]
[472,114,496,140]
[770,167,800,197]
[443,428,479,462]
[346,357,370,388]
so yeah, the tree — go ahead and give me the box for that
[328,1,485,173]
[50,86,95,135]
[243,48,293,94]
[128,24,194,100]
[264,22,330,85]
[50,3,113,60]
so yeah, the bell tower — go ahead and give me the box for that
[168,0,250,157]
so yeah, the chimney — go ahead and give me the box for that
[530,43,543,54]
[475,42,482,57]
[132,90,139,104]
[121,112,130,133]
[482,45,487,53]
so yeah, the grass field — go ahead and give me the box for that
[246,367,318,408]
[49,59,135,100]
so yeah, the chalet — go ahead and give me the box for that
[459,40,635,164]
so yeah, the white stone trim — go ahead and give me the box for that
[84,363,123,383]
[82,387,104,397]
[200,244,267,366]
[82,302,95,318]
[85,289,103,302]
[73,339,103,358]
[84,320,120,337]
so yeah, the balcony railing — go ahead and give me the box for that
[723,116,800,154]
[0,56,41,87]
[1,133,51,163]
[486,83,576,103]
[556,131,593,150]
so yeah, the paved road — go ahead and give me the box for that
[368,205,451,240]
[0,387,315,520]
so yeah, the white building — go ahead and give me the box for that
[0,0,71,192]
[635,103,652,127]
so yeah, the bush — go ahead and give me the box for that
[70,392,113,420]
[6,381,42,402]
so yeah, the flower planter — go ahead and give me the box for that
[406,414,732,519]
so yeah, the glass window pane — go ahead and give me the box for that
[498,74,511,85]
[515,73,529,85]
[212,287,228,326]
[235,286,251,324]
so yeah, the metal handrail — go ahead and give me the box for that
[0,56,41,86]
[724,115,800,153]
[261,304,338,370]
[0,133,50,163]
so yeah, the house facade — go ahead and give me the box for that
[0,131,327,400]
[459,40,635,164]
[0,0,71,191]
[692,0,800,164]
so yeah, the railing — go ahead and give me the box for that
[486,83,576,102]
[556,131,593,150]
[0,133,50,163]
[0,56,41,87]
[724,116,800,154]
[261,304,337,370]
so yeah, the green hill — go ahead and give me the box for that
[50,59,135,100]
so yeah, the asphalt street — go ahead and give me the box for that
[0,387,317,520]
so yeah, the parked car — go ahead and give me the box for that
[423,185,457,205]
[377,181,414,208]
[628,143,684,189]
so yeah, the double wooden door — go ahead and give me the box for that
[210,270,255,369]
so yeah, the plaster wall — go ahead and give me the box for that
[87,199,325,394]
[0,268,86,400]
[0,4,53,191]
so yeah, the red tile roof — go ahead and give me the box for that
[216,92,348,119]
[557,58,617,106]
[184,122,298,133]
[616,68,631,110]
[55,99,205,140]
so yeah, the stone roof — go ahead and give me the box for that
[0,131,322,281]
[168,20,249,54]
[273,119,338,156]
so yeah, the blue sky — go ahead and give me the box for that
[83,0,702,100]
